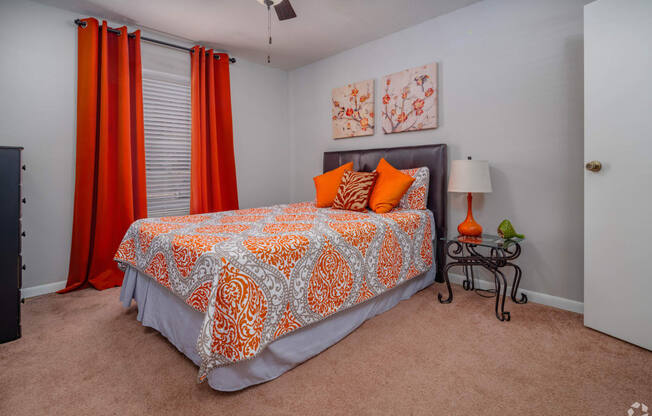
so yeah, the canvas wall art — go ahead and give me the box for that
[381,62,438,134]
[331,79,374,139]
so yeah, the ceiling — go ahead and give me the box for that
[37,0,482,70]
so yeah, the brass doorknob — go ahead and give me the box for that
[585,161,602,172]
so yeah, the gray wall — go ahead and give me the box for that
[288,0,588,301]
[0,0,290,291]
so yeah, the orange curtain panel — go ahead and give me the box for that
[190,46,239,214]
[61,18,147,293]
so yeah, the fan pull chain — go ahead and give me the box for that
[267,1,272,63]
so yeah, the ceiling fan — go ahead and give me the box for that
[256,0,297,21]
[255,0,297,63]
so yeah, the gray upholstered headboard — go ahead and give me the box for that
[323,144,447,282]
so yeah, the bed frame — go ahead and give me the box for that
[323,144,447,282]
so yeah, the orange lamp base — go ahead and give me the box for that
[457,193,483,237]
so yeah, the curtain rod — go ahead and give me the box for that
[74,19,236,63]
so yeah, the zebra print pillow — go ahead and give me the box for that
[332,170,378,211]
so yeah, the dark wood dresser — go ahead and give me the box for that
[0,146,24,343]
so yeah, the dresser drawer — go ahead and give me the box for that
[0,146,23,344]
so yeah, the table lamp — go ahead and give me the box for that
[448,157,493,236]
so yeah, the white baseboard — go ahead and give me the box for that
[20,275,583,314]
[21,280,67,299]
[448,273,584,314]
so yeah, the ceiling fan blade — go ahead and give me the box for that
[274,0,297,21]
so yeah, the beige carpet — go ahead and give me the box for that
[1,283,650,415]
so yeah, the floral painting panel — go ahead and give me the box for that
[332,80,374,139]
[381,62,438,134]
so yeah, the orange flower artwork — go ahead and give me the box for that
[332,79,374,139]
[413,98,425,116]
[381,62,438,134]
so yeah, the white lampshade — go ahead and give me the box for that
[448,159,493,193]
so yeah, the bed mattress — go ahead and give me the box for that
[114,202,435,381]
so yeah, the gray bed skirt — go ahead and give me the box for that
[120,265,436,391]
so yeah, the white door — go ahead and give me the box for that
[584,0,652,350]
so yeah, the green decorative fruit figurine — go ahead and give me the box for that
[497,219,524,239]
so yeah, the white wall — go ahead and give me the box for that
[0,0,290,292]
[288,0,588,302]
[231,55,290,209]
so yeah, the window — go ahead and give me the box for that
[142,69,192,217]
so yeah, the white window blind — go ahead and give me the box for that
[142,69,192,217]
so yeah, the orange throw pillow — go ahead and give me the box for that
[313,162,354,207]
[368,158,415,213]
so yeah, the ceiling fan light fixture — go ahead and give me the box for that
[256,0,283,5]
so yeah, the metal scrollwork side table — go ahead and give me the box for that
[437,234,526,321]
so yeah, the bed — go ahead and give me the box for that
[116,144,447,391]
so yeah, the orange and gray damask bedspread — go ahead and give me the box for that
[114,202,434,381]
